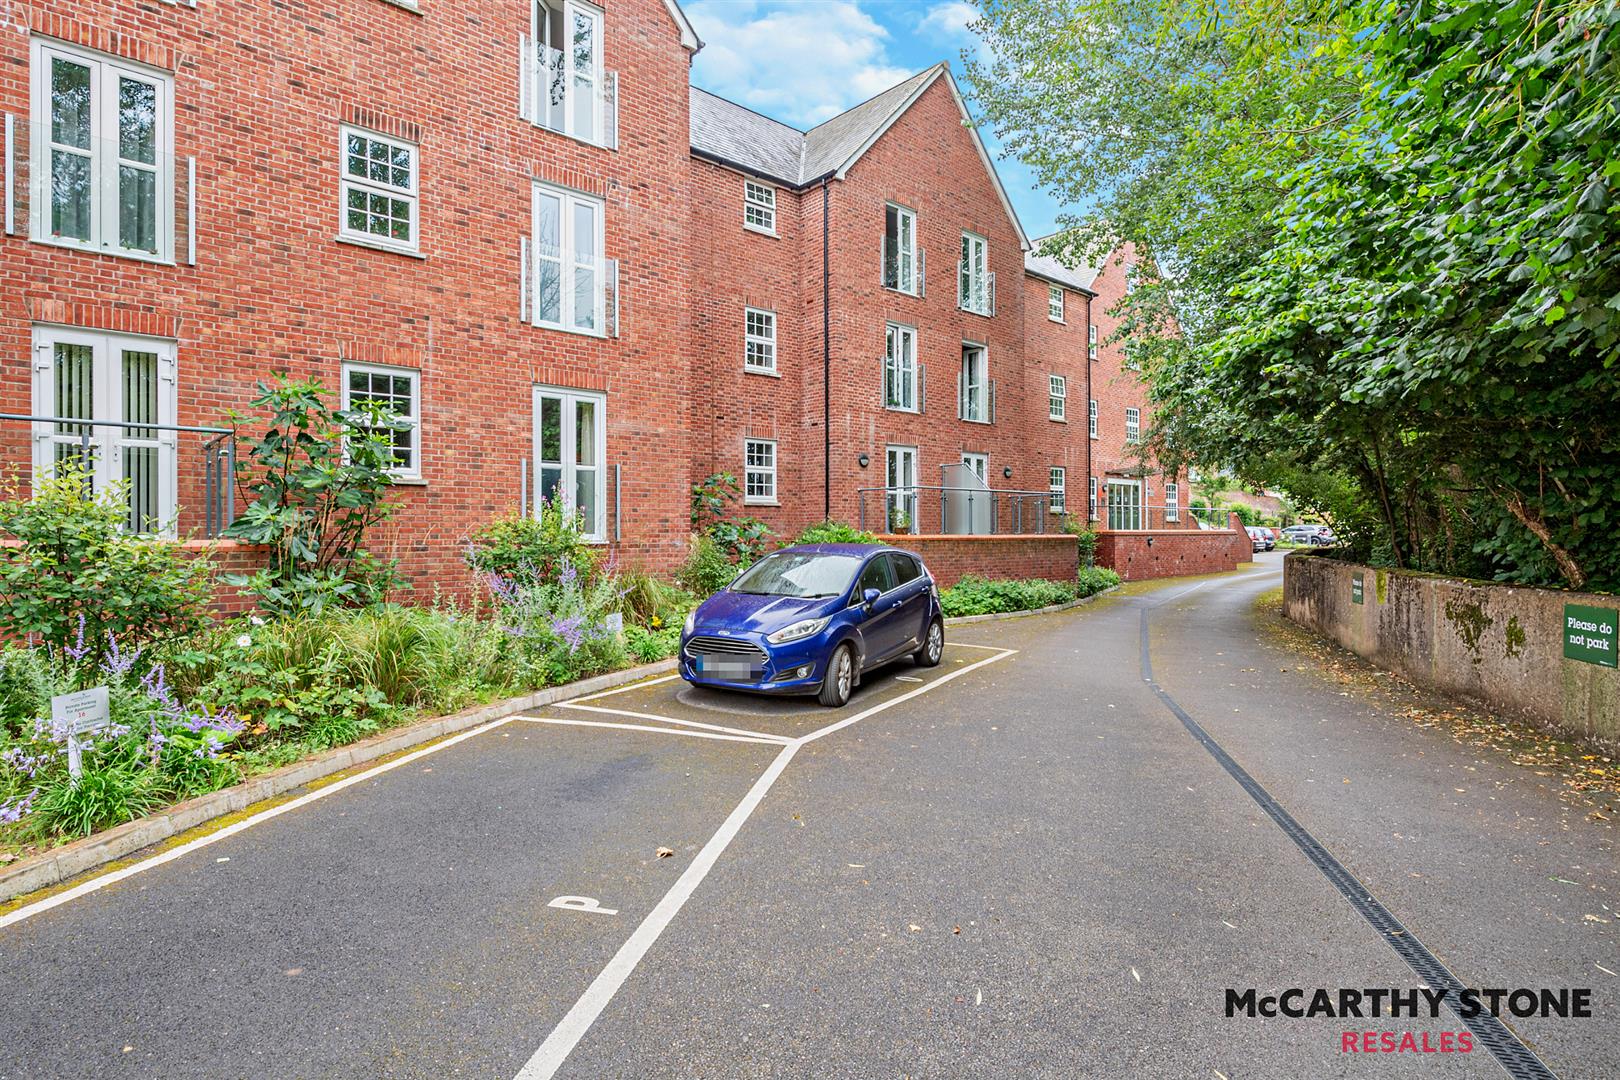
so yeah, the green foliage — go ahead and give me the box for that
[0,465,211,667]
[678,533,737,595]
[465,504,600,586]
[1061,517,1100,566]
[793,520,879,546]
[939,576,1077,618]
[624,623,681,664]
[28,763,169,838]
[689,473,773,563]
[224,378,402,615]
[612,566,694,628]
[1076,566,1122,597]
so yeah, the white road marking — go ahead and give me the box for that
[0,716,517,931]
[548,896,618,916]
[514,715,784,746]
[945,641,1014,651]
[515,741,800,1080]
[894,675,923,683]
[514,645,1017,1079]
[568,673,683,704]
[554,701,791,744]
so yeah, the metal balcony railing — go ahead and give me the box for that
[0,413,235,537]
[882,237,925,295]
[518,38,619,150]
[522,242,620,337]
[857,485,1056,536]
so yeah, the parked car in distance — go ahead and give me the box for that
[1245,526,1275,552]
[680,544,945,707]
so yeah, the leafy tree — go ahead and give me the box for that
[225,378,404,614]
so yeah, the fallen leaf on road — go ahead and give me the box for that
[953,926,962,935]
[908,923,922,932]
[656,847,674,858]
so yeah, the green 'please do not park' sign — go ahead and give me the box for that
[1564,604,1618,668]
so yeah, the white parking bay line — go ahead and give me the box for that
[0,716,517,931]
[514,716,784,746]
[554,702,792,745]
[569,673,683,703]
[947,641,1016,651]
[513,645,1016,1080]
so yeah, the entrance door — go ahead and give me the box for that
[532,385,606,541]
[1106,478,1143,530]
[885,445,917,533]
[961,452,986,483]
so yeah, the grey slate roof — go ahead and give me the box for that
[1024,235,1100,292]
[690,66,942,186]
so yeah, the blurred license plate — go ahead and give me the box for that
[699,656,760,679]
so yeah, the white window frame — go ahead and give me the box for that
[1165,481,1179,523]
[885,203,918,295]
[1049,467,1065,514]
[1107,477,1143,530]
[961,452,987,483]
[1048,285,1064,322]
[884,322,919,412]
[744,180,776,235]
[743,438,777,504]
[1048,374,1066,421]
[31,325,178,534]
[1089,398,1098,439]
[1089,475,1098,521]
[532,383,608,542]
[338,125,419,255]
[743,307,777,374]
[531,181,607,336]
[960,343,989,423]
[1125,407,1141,444]
[959,231,991,315]
[341,361,422,479]
[530,0,607,147]
[1088,323,1098,361]
[30,39,175,263]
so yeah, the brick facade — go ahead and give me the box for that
[0,0,1150,591]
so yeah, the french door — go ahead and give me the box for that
[961,452,987,484]
[31,326,177,534]
[886,445,917,533]
[532,384,606,542]
[1106,478,1143,531]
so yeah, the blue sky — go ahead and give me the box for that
[684,0,1067,239]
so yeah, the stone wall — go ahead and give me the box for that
[1283,553,1619,744]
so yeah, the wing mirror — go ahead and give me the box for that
[861,587,881,609]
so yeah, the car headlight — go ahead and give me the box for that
[683,609,697,635]
[767,616,831,645]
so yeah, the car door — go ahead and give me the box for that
[852,554,901,664]
[884,553,930,652]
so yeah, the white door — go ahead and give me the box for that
[885,445,917,533]
[533,384,607,542]
[31,326,176,534]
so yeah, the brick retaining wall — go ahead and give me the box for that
[1095,512,1250,581]
[874,534,1078,589]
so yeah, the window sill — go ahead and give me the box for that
[883,285,922,299]
[375,0,424,13]
[744,499,780,507]
[744,366,781,378]
[884,405,920,415]
[530,320,609,340]
[1049,416,1067,423]
[743,223,778,239]
[388,475,428,486]
[1049,316,1065,324]
[957,306,994,319]
[1090,433,1099,440]
[31,234,175,266]
[958,417,994,426]
[336,234,426,260]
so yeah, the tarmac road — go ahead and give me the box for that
[1,553,1614,1079]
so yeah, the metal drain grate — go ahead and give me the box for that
[1139,609,1558,1080]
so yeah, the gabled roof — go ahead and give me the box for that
[664,0,702,52]
[1025,234,1101,292]
[689,64,1029,250]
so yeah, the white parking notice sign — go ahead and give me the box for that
[52,687,111,779]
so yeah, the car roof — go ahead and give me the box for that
[774,543,901,557]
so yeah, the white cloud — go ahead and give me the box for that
[687,0,914,127]
[918,1,978,42]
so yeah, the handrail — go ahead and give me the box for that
[0,413,231,435]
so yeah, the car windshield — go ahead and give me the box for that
[729,552,863,599]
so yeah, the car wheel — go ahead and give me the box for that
[913,618,944,667]
[818,643,854,707]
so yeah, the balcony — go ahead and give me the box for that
[958,264,995,317]
[519,39,619,150]
[521,243,620,338]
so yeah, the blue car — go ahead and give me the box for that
[680,544,946,707]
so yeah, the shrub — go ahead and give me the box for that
[793,520,878,545]
[939,576,1077,618]
[678,533,736,595]
[613,566,693,628]
[465,502,600,586]
[1062,517,1100,567]
[690,473,773,562]
[625,623,681,663]
[0,465,212,668]
[483,556,628,686]
[224,377,402,616]
[1076,566,1122,597]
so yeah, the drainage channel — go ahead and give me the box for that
[1137,598,1558,1080]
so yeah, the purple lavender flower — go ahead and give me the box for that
[486,572,520,605]
[64,614,90,663]
[558,557,578,589]
[550,614,587,654]
[0,788,39,824]
[102,633,143,677]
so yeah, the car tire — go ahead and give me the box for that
[818,643,855,707]
[913,618,944,667]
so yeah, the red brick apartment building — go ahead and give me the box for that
[0,0,1180,585]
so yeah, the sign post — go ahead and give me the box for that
[1563,604,1618,668]
[51,687,111,780]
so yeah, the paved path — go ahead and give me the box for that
[1,555,1615,1079]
